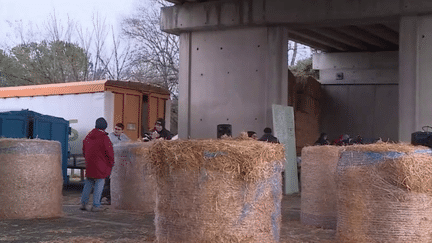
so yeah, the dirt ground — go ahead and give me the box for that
[0,183,335,243]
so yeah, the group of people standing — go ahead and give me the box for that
[314,133,364,146]
[247,127,279,143]
[80,117,172,212]
[80,120,280,211]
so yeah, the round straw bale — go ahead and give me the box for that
[0,138,63,219]
[146,139,285,242]
[336,143,432,242]
[111,142,156,212]
[300,145,342,229]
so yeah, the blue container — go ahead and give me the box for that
[0,109,70,184]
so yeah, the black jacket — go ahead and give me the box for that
[158,128,173,140]
[259,133,279,143]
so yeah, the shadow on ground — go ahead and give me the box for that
[0,183,335,242]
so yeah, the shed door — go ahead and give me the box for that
[124,94,141,140]
[148,96,166,130]
[114,93,124,126]
[148,96,158,130]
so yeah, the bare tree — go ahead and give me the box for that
[90,13,110,80]
[288,41,314,67]
[74,13,134,81]
[43,10,75,43]
[289,41,298,66]
[122,3,179,99]
[121,1,179,133]
[6,19,39,46]
[103,27,133,80]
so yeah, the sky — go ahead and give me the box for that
[0,0,148,48]
[0,0,311,63]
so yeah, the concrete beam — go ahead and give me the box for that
[161,0,432,34]
[288,32,337,52]
[309,28,370,51]
[313,51,398,70]
[356,24,399,45]
[288,29,352,52]
[338,26,396,49]
[319,69,398,85]
[383,22,400,32]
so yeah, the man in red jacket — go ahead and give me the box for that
[80,117,114,212]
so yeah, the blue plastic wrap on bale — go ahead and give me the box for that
[0,110,70,184]
[155,160,284,242]
[336,147,432,242]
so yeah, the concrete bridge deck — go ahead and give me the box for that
[0,184,335,242]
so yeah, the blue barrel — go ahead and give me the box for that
[0,109,70,184]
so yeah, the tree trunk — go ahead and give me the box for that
[290,42,298,66]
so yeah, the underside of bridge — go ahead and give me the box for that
[161,0,432,143]
[163,0,402,53]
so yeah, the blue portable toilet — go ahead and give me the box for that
[0,109,71,184]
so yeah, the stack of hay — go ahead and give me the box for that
[144,137,285,242]
[111,141,156,212]
[0,138,63,219]
[337,143,432,242]
[301,145,343,229]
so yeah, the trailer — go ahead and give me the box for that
[0,80,171,183]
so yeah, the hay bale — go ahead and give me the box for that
[300,145,342,229]
[146,138,285,242]
[336,143,432,242]
[0,138,63,219]
[111,142,156,212]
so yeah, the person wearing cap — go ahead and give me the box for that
[80,117,114,212]
[258,127,279,143]
[152,118,173,140]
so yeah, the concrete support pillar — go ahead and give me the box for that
[177,27,288,139]
[399,15,432,141]
[266,27,289,128]
[178,32,192,139]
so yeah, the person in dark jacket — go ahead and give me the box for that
[333,134,351,146]
[152,118,173,140]
[314,133,330,145]
[258,127,279,143]
[247,131,258,140]
[80,117,114,212]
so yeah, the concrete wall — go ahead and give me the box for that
[313,51,399,141]
[0,92,114,154]
[179,27,288,139]
[320,84,398,142]
[188,28,266,138]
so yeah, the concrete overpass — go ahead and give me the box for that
[161,0,432,142]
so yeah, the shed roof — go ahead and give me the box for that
[0,80,171,98]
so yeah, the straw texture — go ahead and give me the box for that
[0,138,63,219]
[146,138,285,242]
[336,143,432,242]
[300,145,342,229]
[111,142,156,212]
